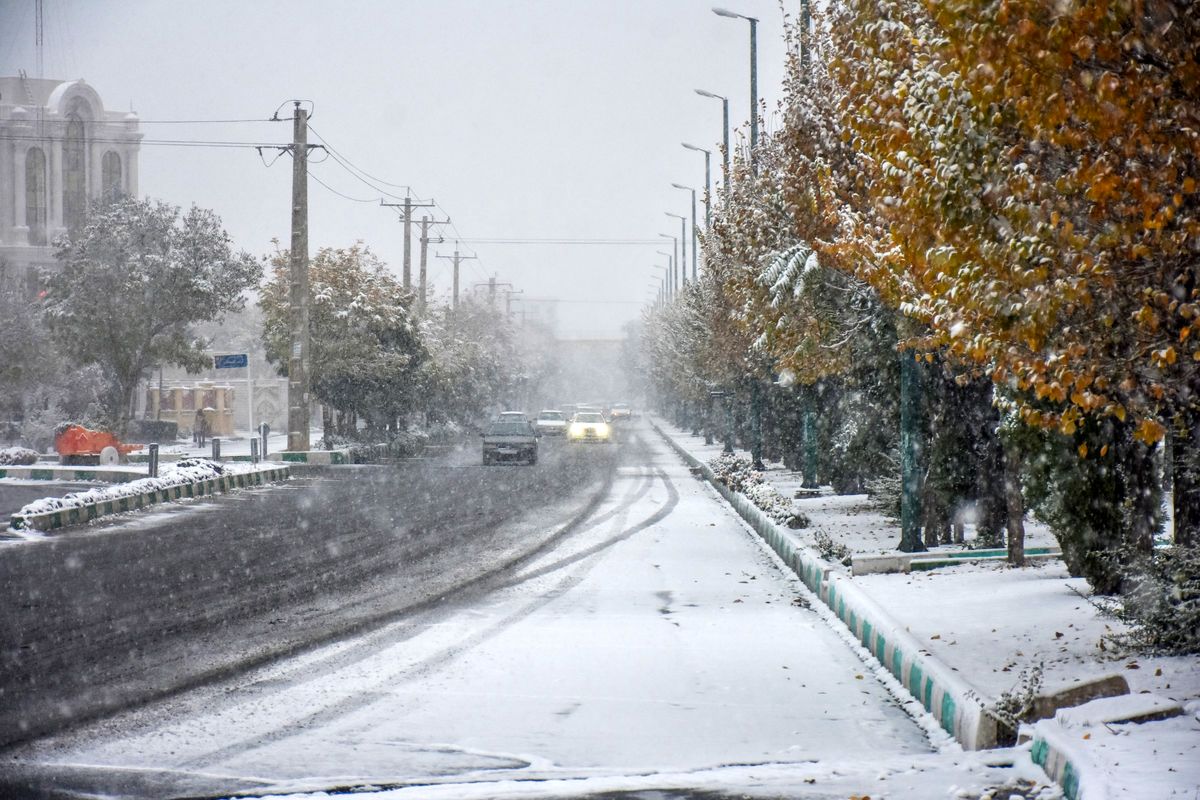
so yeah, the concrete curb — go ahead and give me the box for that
[0,466,145,483]
[852,547,1062,575]
[649,417,1001,751]
[271,450,351,465]
[10,465,291,532]
[1025,719,1099,800]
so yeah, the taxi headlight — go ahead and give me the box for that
[568,423,585,437]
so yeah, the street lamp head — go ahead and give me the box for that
[682,142,710,154]
[665,212,685,221]
[657,250,673,258]
[713,7,756,21]
[694,88,725,100]
[671,182,694,191]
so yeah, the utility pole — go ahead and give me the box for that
[381,195,435,289]
[502,288,524,320]
[436,248,477,309]
[476,276,514,312]
[287,101,312,453]
[417,215,450,313]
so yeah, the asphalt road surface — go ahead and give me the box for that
[0,423,974,800]
[0,434,618,751]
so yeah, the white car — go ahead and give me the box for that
[567,412,613,443]
[609,402,632,420]
[534,410,568,436]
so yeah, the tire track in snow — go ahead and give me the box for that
[174,441,679,773]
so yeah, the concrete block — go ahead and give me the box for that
[851,553,913,575]
[1055,692,1184,728]
[1031,673,1130,721]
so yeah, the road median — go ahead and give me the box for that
[9,460,291,533]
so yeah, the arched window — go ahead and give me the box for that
[102,151,122,199]
[63,110,87,233]
[25,148,47,246]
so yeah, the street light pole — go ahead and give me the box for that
[682,143,712,229]
[666,212,687,287]
[652,264,670,302]
[671,183,699,281]
[713,8,759,173]
[658,237,678,295]
[695,89,730,191]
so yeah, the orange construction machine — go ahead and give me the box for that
[54,424,143,466]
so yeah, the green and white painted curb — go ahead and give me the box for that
[852,546,1062,575]
[0,466,146,483]
[271,450,351,465]
[9,465,291,532]
[650,418,1001,751]
[1026,719,1096,800]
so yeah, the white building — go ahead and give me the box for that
[0,74,141,284]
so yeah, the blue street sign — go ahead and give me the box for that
[214,353,249,369]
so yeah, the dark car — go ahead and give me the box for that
[481,419,539,465]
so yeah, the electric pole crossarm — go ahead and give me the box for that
[381,197,436,290]
[436,250,478,309]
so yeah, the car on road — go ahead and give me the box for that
[567,412,613,443]
[534,410,568,436]
[482,419,539,465]
[496,411,529,422]
[609,402,632,421]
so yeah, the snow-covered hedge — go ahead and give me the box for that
[15,458,241,516]
[0,447,39,466]
[709,453,809,529]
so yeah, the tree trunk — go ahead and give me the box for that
[898,350,925,552]
[1004,439,1026,566]
[322,405,334,445]
[1172,405,1200,548]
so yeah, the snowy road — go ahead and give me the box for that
[0,439,615,749]
[0,424,1014,799]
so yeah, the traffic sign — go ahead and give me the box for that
[213,353,248,369]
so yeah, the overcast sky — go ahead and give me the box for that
[2,0,790,338]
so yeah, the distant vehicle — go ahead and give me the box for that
[534,410,568,436]
[481,419,539,465]
[567,412,613,443]
[575,404,604,419]
[609,402,632,420]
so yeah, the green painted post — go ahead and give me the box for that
[750,381,764,469]
[899,349,926,552]
[802,391,818,488]
[724,392,735,454]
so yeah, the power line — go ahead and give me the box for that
[134,118,281,124]
[306,123,422,202]
[306,169,378,203]
[450,238,664,245]
[0,134,282,149]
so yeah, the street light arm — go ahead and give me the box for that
[682,142,710,154]
[694,88,725,100]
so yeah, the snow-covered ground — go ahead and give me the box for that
[8,426,1039,799]
[654,418,1200,799]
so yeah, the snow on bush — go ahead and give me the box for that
[709,453,809,529]
[0,447,39,466]
[812,529,852,562]
[14,458,263,518]
[1116,547,1200,655]
[708,453,760,493]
